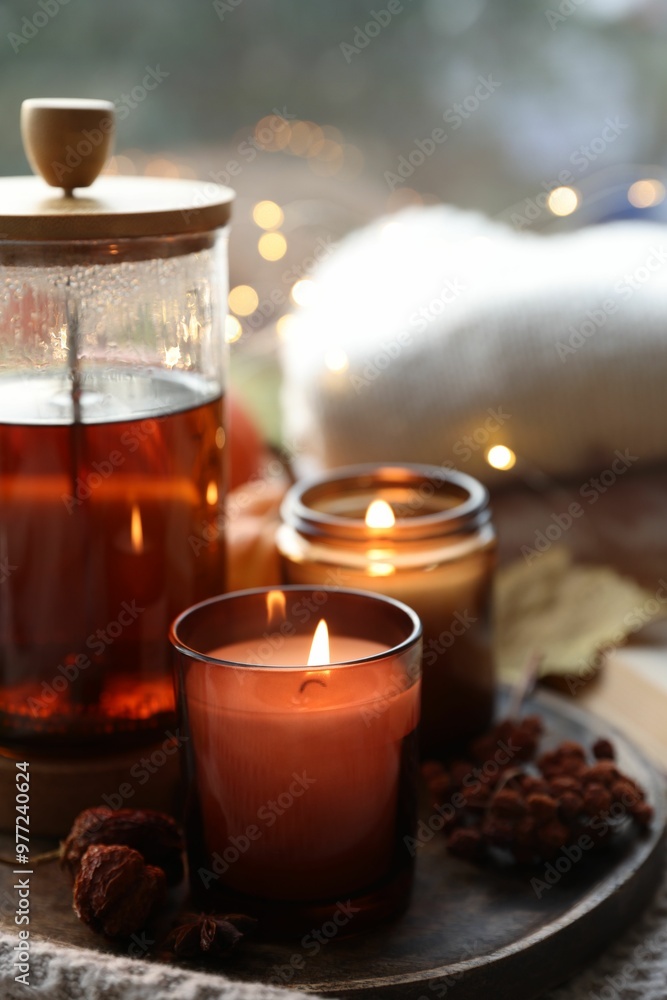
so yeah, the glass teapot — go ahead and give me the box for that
[0,99,234,753]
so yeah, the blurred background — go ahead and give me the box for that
[2,0,667,434]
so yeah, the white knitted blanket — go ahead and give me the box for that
[2,861,667,1000]
[0,930,307,1000]
[281,207,667,484]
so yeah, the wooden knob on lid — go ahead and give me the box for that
[20,98,115,194]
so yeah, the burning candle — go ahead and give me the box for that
[277,464,497,757]
[170,586,422,931]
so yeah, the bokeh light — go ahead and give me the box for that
[258,232,288,261]
[252,200,285,229]
[547,186,579,217]
[627,179,666,209]
[228,285,259,316]
[291,279,317,307]
[225,315,243,343]
[486,445,517,470]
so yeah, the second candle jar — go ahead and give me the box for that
[277,464,497,757]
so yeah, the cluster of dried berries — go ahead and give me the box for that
[165,913,257,961]
[424,717,653,865]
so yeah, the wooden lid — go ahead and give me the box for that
[0,98,233,241]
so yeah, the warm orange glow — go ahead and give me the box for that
[130,504,144,554]
[266,589,287,625]
[367,561,395,577]
[206,480,219,506]
[365,498,396,529]
[307,619,330,666]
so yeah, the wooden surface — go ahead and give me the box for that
[0,687,665,1000]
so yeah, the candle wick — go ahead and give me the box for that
[299,678,327,694]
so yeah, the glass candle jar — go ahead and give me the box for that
[170,586,422,934]
[277,464,496,758]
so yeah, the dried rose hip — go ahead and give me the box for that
[62,806,184,885]
[73,844,165,939]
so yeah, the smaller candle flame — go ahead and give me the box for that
[266,589,286,625]
[130,504,144,554]
[307,619,330,666]
[365,498,395,529]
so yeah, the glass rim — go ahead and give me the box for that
[169,585,423,672]
[280,463,491,543]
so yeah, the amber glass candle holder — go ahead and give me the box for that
[170,586,422,935]
[277,464,497,758]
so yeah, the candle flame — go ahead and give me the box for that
[130,504,144,554]
[365,498,395,529]
[307,619,330,666]
[266,589,286,625]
